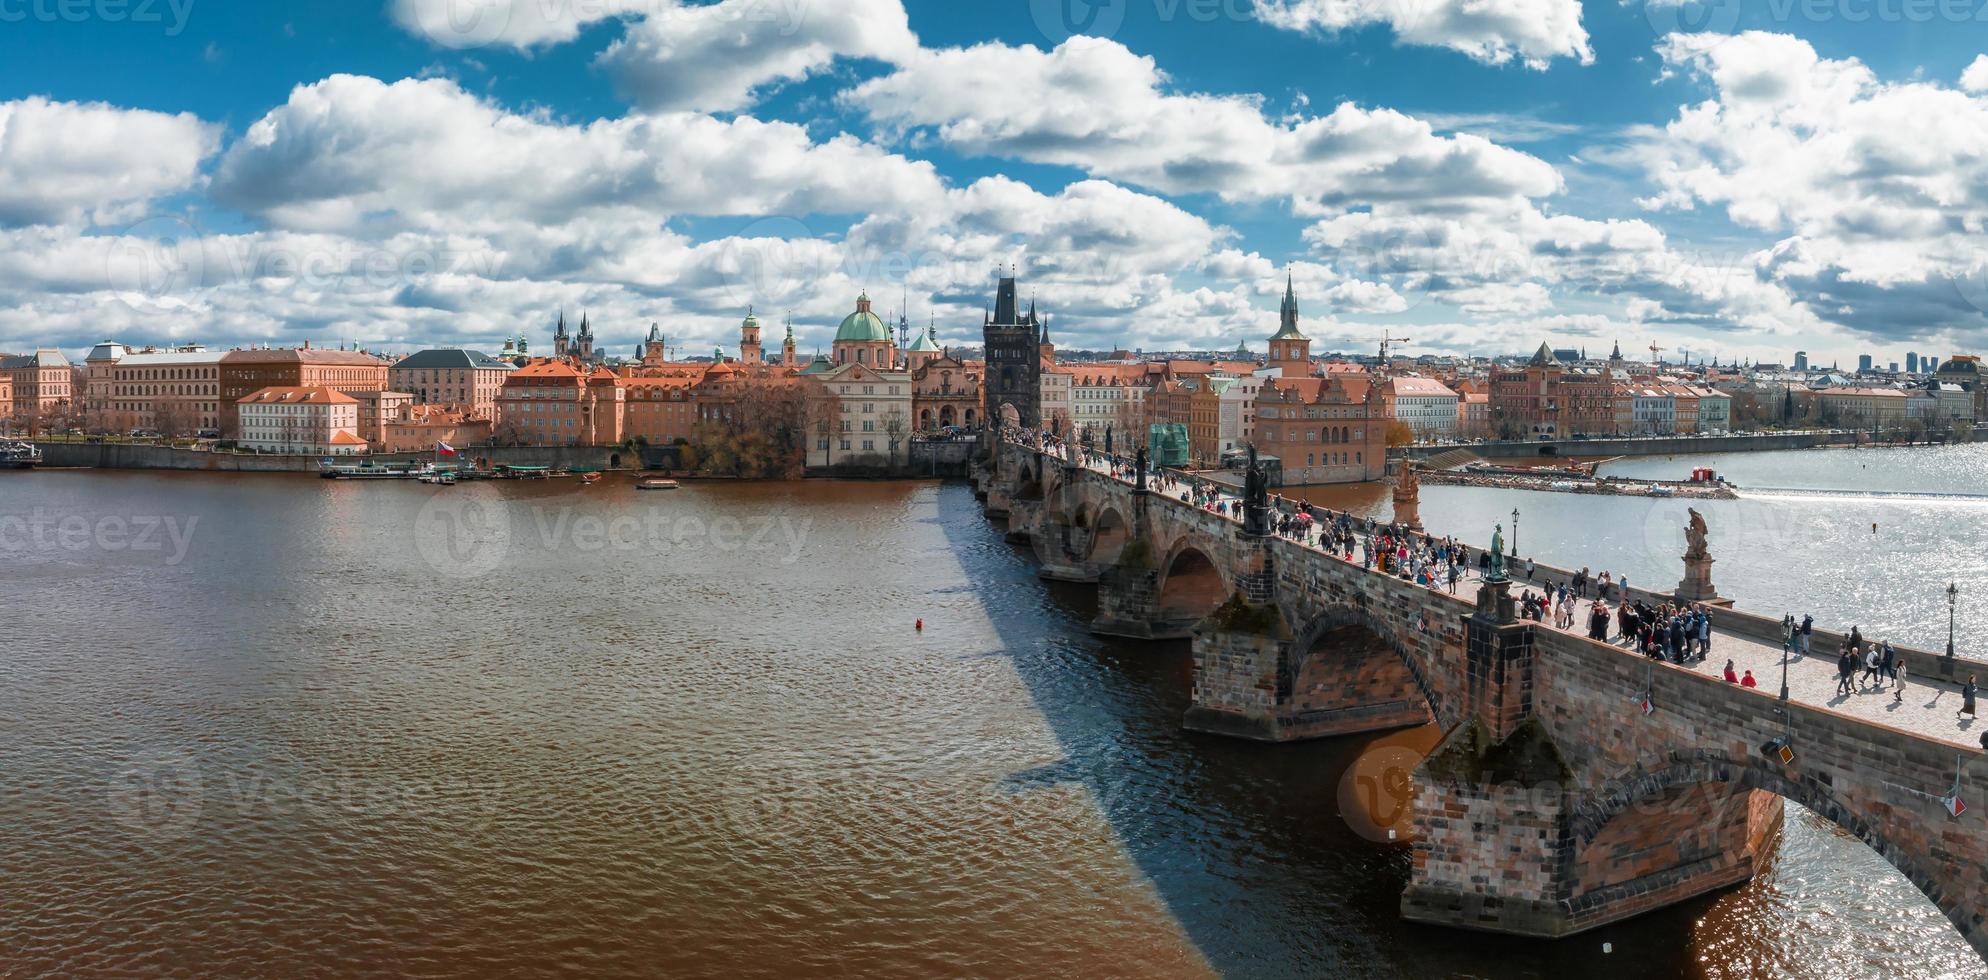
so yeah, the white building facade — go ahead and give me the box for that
[237,387,367,455]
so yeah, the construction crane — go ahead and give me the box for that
[1648,342,1666,367]
[1379,330,1413,370]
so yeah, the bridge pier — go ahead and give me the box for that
[1037,461,1100,582]
[1403,578,1785,940]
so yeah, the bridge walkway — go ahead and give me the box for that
[1035,441,1985,750]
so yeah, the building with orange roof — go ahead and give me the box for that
[236,386,366,455]
[348,390,415,447]
[1458,391,1490,440]
[218,346,390,438]
[1069,362,1149,440]
[381,404,494,453]
[1252,373,1388,486]
[621,375,700,445]
[495,357,625,446]
[1040,359,1072,434]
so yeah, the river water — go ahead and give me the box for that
[0,445,1983,978]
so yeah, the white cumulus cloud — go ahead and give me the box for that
[1252,0,1592,69]
[0,97,218,228]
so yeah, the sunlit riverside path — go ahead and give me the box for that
[986,431,1988,960]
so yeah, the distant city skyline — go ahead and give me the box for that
[2,2,1985,373]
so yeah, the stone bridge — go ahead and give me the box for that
[974,438,1988,959]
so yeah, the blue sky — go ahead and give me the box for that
[0,0,1984,366]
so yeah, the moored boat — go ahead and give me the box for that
[636,478,679,491]
[321,460,419,479]
[0,441,40,469]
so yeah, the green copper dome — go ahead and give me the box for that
[834,292,892,343]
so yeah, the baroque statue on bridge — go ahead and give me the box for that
[1488,525,1507,582]
[1684,508,1710,560]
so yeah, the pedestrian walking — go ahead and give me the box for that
[1961,675,1978,720]
[1696,609,1712,658]
[1895,661,1909,705]
[1880,641,1897,684]
[1861,646,1882,690]
[1799,614,1814,655]
[1836,648,1856,696]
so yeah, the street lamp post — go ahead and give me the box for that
[1949,582,1959,659]
[1789,612,1805,703]
[1511,508,1520,558]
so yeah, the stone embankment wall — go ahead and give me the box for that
[34,442,646,473]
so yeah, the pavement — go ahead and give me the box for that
[1053,445,1985,750]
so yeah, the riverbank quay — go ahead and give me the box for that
[1399,428,1984,461]
[29,435,977,479]
[29,440,651,474]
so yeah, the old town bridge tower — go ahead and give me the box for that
[982,275,1041,430]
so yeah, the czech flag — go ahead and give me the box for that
[436,441,458,456]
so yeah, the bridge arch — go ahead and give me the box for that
[1568,752,1967,947]
[1154,535,1228,626]
[1289,603,1446,730]
[1086,504,1131,566]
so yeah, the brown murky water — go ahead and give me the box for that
[0,453,1981,977]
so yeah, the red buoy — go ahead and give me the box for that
[915,619,924,632]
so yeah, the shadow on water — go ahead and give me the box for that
[932,482,1717,979]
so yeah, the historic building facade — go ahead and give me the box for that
[83,343,225,435]
[2,349,75,423]
[807,361,914,468]
[236,386,367,455]
[389,349,514,417]
[218,347,391,438]
[1252,374,1389,485]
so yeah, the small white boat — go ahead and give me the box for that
[637,478,680,491]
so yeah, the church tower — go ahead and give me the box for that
[577,312,595,362]
[782,314,798,369]
[1267,272,1312,377]
[554,310,570,359]
[643,323,665,365]
[740,308,763,366]
[1036,303,1054,363]
[982,275,1042,429]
